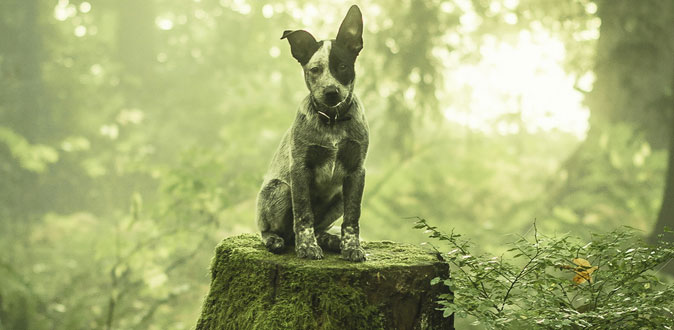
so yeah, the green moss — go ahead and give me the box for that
[196,234,450,330]
[213,234,440,270]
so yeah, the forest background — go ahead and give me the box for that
[1,0,672,329]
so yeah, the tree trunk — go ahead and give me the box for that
[589,0,674,148]
[0,0,51,141]
[590,0,674,273]
[196,234,453,330]
[649,92,674,247]
[0,0,53,228]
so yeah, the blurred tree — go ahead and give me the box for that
[0,0,47,218]
[588,0,673,148]
[538,0,673,257]
[651,79,674,266]
[586,0,674,246]
[0,0,51,141]
[361,0,449,159]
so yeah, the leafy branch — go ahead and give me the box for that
[412,217,674,329]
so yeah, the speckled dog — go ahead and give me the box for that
[256,5,367,262]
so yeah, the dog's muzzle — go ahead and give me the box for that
[323,86,342,107]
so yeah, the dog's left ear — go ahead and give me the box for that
[336,5,363,56]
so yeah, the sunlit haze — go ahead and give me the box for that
[443,29,592,139]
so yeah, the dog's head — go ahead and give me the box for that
[281,5,363,109]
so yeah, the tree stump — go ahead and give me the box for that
[195,234,453,330]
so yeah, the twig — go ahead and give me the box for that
[498,221,541,313]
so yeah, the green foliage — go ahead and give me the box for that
[414,218,674,329]
[0,126,58,173]
[543,123,667,234]
[7,208,213,329]
[0,0,671,328]
[362,126,582,250]
[0,262,50,330]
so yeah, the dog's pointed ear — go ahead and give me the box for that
[281,30,320,65]
[336,5,363,56]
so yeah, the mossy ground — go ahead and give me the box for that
[196,234,451,330]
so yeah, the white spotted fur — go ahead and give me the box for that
[302,41,353,108]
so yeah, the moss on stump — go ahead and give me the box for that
[195,234,453,330]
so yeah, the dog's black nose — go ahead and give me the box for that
[324,86,340,105]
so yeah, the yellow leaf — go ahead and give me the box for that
[572,271,591,284]
[572,267,598,284]
[569,259,598,284]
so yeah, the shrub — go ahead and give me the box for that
[413,218,674,329]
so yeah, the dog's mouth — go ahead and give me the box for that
[324,98,347,108]
[313,93,348,109]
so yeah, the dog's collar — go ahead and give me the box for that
[310,95,354,125]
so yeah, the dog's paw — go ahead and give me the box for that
[296,243,324,260]
[265,236,285,253]
[341,246,366,262]
[316,232,342,252]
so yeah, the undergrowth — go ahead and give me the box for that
[413,218,674,329]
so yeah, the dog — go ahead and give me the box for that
[256,5,368,262]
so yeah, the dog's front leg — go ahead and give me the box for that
[290,163,324,260]
[341,166,366,262]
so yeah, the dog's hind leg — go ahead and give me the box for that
[261,231,285,253]
[316,232,341,252]
[315,194,344,252]
[257,179,293,253]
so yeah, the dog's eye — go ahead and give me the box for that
[310,66,321,74]
[338,64,347,71]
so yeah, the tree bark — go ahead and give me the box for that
[649,84,674,248]
[0,0,55,224]
[589,0,674,148]
[578,1,674,251]
[196,234,453,330]
[0,0,51,141]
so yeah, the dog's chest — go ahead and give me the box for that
[306,143,345,188]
